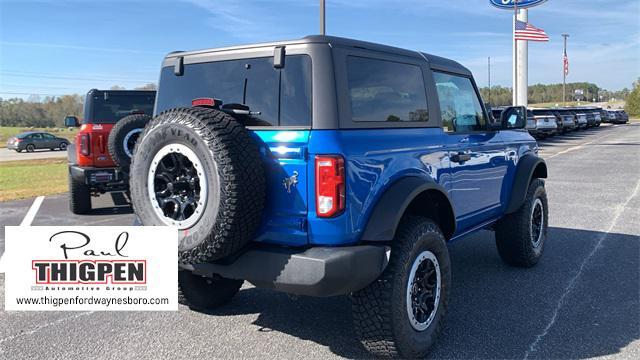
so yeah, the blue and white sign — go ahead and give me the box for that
[490,0,548,10]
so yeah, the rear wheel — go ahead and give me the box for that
[26,144,35,152]
[68,173,91,214]
[495,178,548,267]
[352,216,450,358]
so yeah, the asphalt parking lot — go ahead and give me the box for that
[0,123,638,359]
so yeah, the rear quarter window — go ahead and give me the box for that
[346,56,428,123]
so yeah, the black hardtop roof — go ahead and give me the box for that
[164,35,471,76]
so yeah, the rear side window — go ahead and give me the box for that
[87,93,156,124]
[347,56,428,123]
[433,72,486,132]
[155,55,312,127]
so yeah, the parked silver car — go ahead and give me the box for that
[533,114,558,137]
[573,112,589,129]
[6,131,69,152]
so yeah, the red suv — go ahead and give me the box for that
[66,89,156,214]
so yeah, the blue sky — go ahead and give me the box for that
[0,0,638,98]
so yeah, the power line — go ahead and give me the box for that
[1,83,85,90]
[0,91,70,97]
[0,72,155,83]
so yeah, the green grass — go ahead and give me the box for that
[0,159,68,201]
[0,126,78,148]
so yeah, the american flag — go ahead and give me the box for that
[515,20,549,42]
[563,52,569,76]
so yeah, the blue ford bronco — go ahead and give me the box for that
[129,36,549,358]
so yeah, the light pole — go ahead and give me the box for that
[562,34,569,105]
[320,0,326,35]
[488,56,491,105]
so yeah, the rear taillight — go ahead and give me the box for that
[80,133,90,156]
[315,155,345,218]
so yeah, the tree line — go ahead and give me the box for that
[0,84,157,128]
[0,82,634,128]
[479,82,631,106]
[0,95,84,128]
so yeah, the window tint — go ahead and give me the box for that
[90,94,156,124]
[42,133,55,139]
[433,72,487,132]
[155,55,312,127]
[347,56,428,123]
[29,133,42,139]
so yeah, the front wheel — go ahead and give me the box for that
[352,216,451,358]
[59,142,68,151]
[495,178,548,267]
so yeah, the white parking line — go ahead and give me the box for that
[545,130,621,160]
[19,196,45,226]
[0,196,45,271]
[524,179,640,359]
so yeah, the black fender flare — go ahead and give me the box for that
[505,154,548,214]
[361,177,455,241]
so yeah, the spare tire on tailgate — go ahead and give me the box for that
[129,107,266,264]
[108,113,151,170]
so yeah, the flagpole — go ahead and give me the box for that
[488,56,491,105]
[562,33,569,106]
[513,0,518,106]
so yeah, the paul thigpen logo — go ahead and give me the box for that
[32,231,147,285]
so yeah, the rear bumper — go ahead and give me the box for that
[181,244,390,297]
[536,128,556,135]
[69,165,127,191]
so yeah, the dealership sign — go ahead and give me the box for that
[3,226,178,311]
[490,0,548,10]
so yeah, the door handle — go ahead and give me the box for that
[451,152,471,163]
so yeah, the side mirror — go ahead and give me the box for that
[64,116,79,127]
[500,106,526,130]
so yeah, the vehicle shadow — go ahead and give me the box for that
[195,226,639,359]
[86,192,133,215]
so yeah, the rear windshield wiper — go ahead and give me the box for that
[221,103,261,116]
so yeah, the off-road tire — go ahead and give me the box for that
[178,270,243,311]
[68,173,91,214]
[351,216,451,358]
[130,107,266,264]
[108,114,151,171]
[495,178,548,267]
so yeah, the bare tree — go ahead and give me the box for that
[135,83,157,90]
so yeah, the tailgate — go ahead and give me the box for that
[251,130,310,246]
